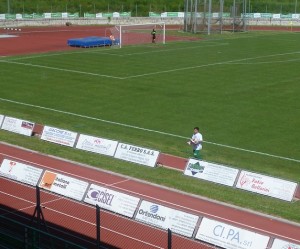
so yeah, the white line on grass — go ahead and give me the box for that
[3,50,298,81]
[226,58,300,65]
[0,97,299,163]
[122,51,300,79]
[0,59,123,79]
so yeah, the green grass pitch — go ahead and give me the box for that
[0,31,299,222]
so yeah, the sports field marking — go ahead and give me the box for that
[6,41,228,61]
[0,59,123,79]
[0,97,299,163]
[122,50,300,79]
[227,58,300,65]
[2,50,299,81]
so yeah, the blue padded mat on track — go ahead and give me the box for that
[67,36,112,47]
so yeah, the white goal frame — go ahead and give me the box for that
[111,22,166,48]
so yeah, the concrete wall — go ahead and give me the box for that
[0,17,299,28]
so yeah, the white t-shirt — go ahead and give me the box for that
[192,132,203,150]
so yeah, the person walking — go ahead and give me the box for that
[187,127,203,159]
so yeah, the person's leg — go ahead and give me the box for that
[193,150,201,159]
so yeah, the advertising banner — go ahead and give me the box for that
[39,170,89,201]
[0,159,43,186]
[195,217,270,249]
[135,200,199,238]
[184,159,239,187]
[41,126,77,147]
[236,171,297,201]
[271,238,300,249]
[1,116,34,136]
[84,184,140,218]
[76,134,118,157]
[114,143,159,167]
[0,115,4,126]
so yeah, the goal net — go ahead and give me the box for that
[109,23,165,48]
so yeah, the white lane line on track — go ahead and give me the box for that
[1,149,299,244]
[109,179,130,186]
[0,97,299,163]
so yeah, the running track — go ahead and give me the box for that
[0,142,299,248]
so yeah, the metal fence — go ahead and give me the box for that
[0,185,216,249]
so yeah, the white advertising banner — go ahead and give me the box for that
[84,184,140,218]
[114,143,159,167]
[41,126,77,147]
[0,115,4,126]
[135,200,199,238]
[76,134,118,157]
[236,171,297,201]
[184,159,239,187]
[271,238,300,249]
[196,217,270,249]
[0,159,43,186]
[1,116,34,136]
[39,170,89,201]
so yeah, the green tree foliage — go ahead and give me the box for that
[1,0,299,15]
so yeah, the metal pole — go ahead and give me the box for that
[194,0,198,33]
[168,229,172,249]
[96,205,101,248]
[208,0,212,35]
[7,0,10,13]
[295,0,298,13]
[220,0,224,34]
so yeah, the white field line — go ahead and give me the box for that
[6,41,228,61]
[122,51,300,79]
[0,153,299,245]
[227,58,300,65]
[1,51,300,80]
[0,97,299,163]
[0,60,123,79]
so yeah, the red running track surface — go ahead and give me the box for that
[0,142,300,248]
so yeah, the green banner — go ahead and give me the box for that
[120,12,131,17]
[51,13,62,18]
[84,13,96,18]
[102,13,113,17]
[149,12,160,17]
[5,14,16,19]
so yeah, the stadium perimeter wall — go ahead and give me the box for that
[0,17,300,28]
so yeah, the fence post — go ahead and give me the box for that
[96,204,101,248]
[168,228,172,249]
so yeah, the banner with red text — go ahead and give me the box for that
[76,134,118,157]
[1,116,34,136]
[0,159,43,186]
[236,171,297,201]
[271,238,300,249]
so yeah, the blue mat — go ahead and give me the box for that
[67,36,112,48]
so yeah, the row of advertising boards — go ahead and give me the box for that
[0,114,298,203]
[0,115,299,248]
[0,158,299,249]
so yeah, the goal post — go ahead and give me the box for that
[110,23,165,48]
